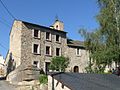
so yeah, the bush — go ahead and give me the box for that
[39,74,48,85]
[49,56,69,72]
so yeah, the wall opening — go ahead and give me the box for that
[34,29,39,37]
[56,48,60,56]
[74,66,79,72]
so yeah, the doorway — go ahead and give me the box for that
[74,66,79,72]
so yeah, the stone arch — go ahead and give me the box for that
[73,66,79,72]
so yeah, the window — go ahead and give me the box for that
[56,48,60,56]
[33,29,40,38]
[56,35,60,42]
[77,48,79,55]
[33,44,40,54]
[56,25,58,29]
[76,48,81,56]
[33,61,39,68]
[46,32,51,40]
[46,46,51,55]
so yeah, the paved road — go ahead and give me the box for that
[0,79,16,90]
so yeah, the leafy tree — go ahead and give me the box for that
[97,0,120,65]
[79,0,120,73]
[49,56,69,72]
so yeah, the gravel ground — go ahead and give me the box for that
[0,78,42,90]
[0,79,17,90]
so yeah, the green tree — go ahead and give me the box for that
[79,0,120,73]
[49,56,69,72]
[97,0,120,66]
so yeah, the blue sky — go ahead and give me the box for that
[0,0,99,58]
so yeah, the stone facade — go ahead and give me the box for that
[0,55,6,77]
[6,20,67,72]
[5,19,89,83]
[0,64,6,77]
[20,21,67,71]
[66,45,89,73]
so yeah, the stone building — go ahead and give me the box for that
[5,19,89,83]
[6,19,67,71]
[66,39,89,73]
[0,54,6,77]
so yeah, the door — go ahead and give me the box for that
[45,62,50,74]
[74,66,79,72]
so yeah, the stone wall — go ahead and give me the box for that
[6,20,90,85]
[5,20,68,84]
[66,46,89,73]
[9,20,22,68]
[6,20,89,74]
[20,22,67,71]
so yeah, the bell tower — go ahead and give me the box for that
[50,17,64,31]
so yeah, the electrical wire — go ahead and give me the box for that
[0,16,22,31]
[0,43,7,51]
[0,42,21,59]
[0,0,16,19]
[0,18,11,28]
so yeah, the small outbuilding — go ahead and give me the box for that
[48,72,120,90]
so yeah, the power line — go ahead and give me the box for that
[1,16,12,26]
[0,19,22,31]
[0,43,21,59]
[0,43,7,50]
[0,18,11,28]
[0,18,22,59]
[0,16,22,31]
[0,0,16,19]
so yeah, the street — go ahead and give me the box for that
[0,78,16,90]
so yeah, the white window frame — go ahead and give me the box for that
[45,46,51,56]
[32,43,40,54]
[46,32,51,41]
[32,29,40,38]
[55,34,61,43]
[76,48,82,56]
[56,47,61,56]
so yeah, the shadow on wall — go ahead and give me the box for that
[7,53,16,75]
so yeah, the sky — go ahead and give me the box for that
[0,0,99,58]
